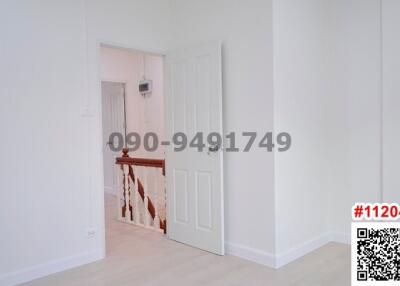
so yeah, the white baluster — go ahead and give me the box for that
[123,164,131,222]
[117,165,122,221]
[133,166,140,225]
[129,173,135,224]
[153,167,161,230]
[137,167,144,225]
[144,167,151,227]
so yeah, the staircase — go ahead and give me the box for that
[116,148,166,233]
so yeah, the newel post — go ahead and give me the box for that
[121,148,131,222]
[122,147,130,158]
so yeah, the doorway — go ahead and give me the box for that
[99,42,225,256]
[100,45,167,235]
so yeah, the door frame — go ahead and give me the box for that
[94,40,225,257]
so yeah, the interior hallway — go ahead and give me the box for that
[20,195,351,286]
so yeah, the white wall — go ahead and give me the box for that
[328,0,383,238]
[100,46,165,159]
[0,1,172,285]
[0,0,102,284]
[170,0,276,255]
[273,0,400,256]
[382,0,400,202]
[2,0,399,282]
[305,0,400,242]
[273,0,336,255]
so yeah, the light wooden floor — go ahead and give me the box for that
[21,195,350,286]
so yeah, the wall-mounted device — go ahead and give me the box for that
[139,79,152,96]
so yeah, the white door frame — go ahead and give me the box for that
[94,39,225,257]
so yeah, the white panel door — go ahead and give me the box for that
[165,43,224,255]
[102,81,125,195]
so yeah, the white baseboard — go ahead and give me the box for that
[0,249,104,286]
[226,232,351,269]
[275,233,332,268]
[225,242,276,268]
[330,232,351,245]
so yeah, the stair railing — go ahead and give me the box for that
[116,148,166,233]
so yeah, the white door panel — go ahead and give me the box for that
[102,81,125,195]
[165,43,224,255]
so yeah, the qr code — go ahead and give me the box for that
[352,222,400,285]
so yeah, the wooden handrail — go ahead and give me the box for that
[116,148,165,175]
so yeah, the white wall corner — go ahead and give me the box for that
[274,232,351,268]
[0,249,104,286]
[330,232,351,245]
[274,233,332,268]
[225,242,276,268]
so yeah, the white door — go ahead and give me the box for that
[165,43,224,255]
[102,81,125,196]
